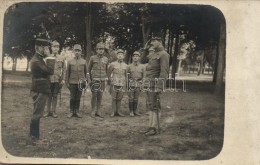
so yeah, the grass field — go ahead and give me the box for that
[1,71,224,160]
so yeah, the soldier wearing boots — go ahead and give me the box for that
[44,40,65,118]
[66,44,88,118]
[30,38,54,142]
[144,37,170,136]
[108,49,127,117]
[88,42,108,118]
[127,51,145,117]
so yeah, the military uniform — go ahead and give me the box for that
[127,52,145,116]
[108,50,127,117]
[30,39,54,140]
[66,51,88,118]
[45,53,65,117]
[88,54,108,118]
[145,43,170,135]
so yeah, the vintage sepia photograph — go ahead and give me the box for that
[1,1,225,161]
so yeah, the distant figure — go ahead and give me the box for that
[66,44,88,118]
[88,42,109,119]
[29,38,54,143]
[44,40,65,118]
[126,51,145,117]
[108,49,128,117]
[144,37,170,136]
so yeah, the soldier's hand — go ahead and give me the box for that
[66,83,70,89]
[61,80,65,85]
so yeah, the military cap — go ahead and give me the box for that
[51,40,60,46]
[35,38,51,46]
[73,44,82,50]
[148,47,155,51]
[133,51,141,56]
[151,37,162,41]
[96,42,105,49]
[116,49,124,54]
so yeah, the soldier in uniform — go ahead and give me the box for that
[108,49,128,117]
[127,51,145,117]
[144,37,170,136]
[44,40,65,118]
[88,42,108,118]
[30,38,54,142]
[66,44,88,118]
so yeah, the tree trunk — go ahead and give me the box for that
[141,14,151,47]
[177,59,182,75]
[197,50,205,76]
[172,30,180,79]
[85,3,92,62]
[214,17,226,95]
[26,57,29,72]
[12,57,17,72]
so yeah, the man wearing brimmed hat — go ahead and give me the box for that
[30,38,54,143]
[88,42,109,118]
[144,37,170,136]
[44,40,65,118]
[127,51,145,117]
[108,49,128,117]
[66,44,88,118]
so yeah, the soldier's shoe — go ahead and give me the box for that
[130,111,134,117]
[67,113,74,118]
[75,112,82,118]
[134,111,141,116]
[96,112,104,118]
[116,112,125,117]
[90,111,96,118]
[145,128,157,136]
[52,113,58,118]
[44,113,52,118]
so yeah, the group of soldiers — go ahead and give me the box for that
[29,37,170,144]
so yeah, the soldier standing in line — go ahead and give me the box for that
[108,49,128,117]
[144,37,170,136]
[127,51,145,117]
[66,44,88,118]
[44,40,65,118]
[88,42,109,118]
[30,38,54,142]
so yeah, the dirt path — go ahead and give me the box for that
[1,73,224,160]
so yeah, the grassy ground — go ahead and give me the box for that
[1,71,224,160]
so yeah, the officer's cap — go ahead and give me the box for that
[73,44,82,50]
[96,42,105,49]
[148,47,155,51]
[133,51,141,56]
[116,49,125,54]
[151,37,162,41]
[35,38,51,47]
[51,40,60,46]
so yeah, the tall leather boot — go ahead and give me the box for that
[67,99,74,118]
[116,100,125,117]
[133,100,141,116]
[91,95,97,118]
[75,100,82,118]
[129,101,134,117]
[51,95,58,118]
[111,99,117,117]
[96,92,104,118]
[30,119,40,139]
[44,97,52,117]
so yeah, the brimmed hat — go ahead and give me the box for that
[151,37,162,41]
[116,49,124,54]
[148,47,155,51]
[35,39,51,46]
[133,51,141,56]
[51,40,60,46]
[96,42,105,49]
[73,44,82,50]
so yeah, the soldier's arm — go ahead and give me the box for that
[65,62,71,85]
[35,61,54,75]
[62,58,66,82]
[159,53,170,79]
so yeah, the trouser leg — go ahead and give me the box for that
[133,88,141,116]
[116,90,125,117]
[51,94,58,117]
[91,91,97,117]
[128,90,134,116]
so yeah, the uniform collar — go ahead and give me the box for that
[35,52,44,58]
[74,56,81,60]
[133,62,139,66]
[97,54,103,58]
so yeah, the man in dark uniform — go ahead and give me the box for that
[66,44,88,118]
[144,37,170,136]
[88,42,109,118]
[30,38,54,142]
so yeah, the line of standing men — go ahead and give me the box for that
[29,37,169,143]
